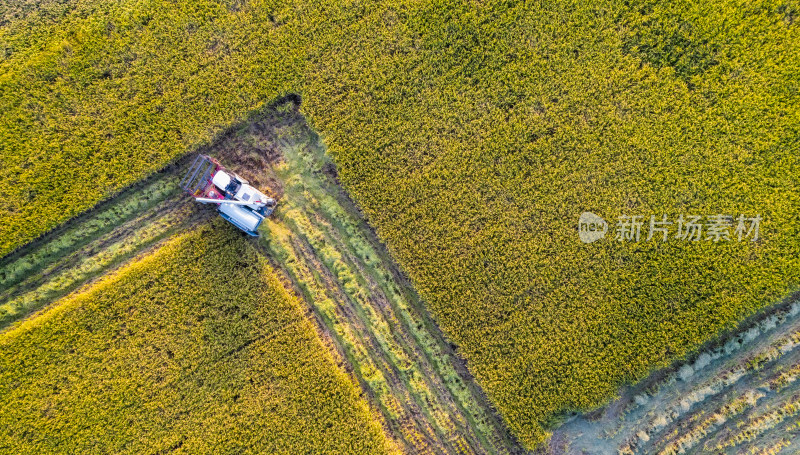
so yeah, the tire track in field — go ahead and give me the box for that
[288,232,446,454]
[317,206,492,452]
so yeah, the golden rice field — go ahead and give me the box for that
[1,0,799,448]
[0,226,396,454]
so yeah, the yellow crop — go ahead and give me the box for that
[2,0,799,447]
[0,224,396,454]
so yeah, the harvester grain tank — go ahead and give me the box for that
[181,154,276,236]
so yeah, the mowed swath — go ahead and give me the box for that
[0,226,396,454]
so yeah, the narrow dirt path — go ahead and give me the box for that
[547,293,800,455]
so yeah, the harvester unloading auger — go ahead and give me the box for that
[181,154,276,236]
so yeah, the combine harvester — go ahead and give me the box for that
[181,154,276,236]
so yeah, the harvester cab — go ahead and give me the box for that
[180,154,276,236]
